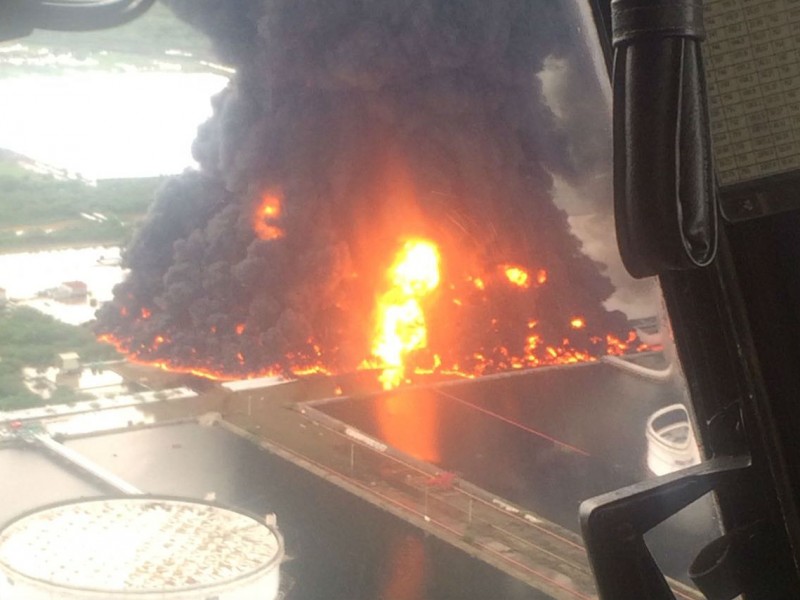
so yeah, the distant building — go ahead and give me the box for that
[58,352,81,374]
[59,281,88,299]
[41,281,89,301]
[97,255,121,266]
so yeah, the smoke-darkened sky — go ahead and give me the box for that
[97,0,632,377]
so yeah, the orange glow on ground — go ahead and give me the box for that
[376,390,440,462]
[96,333,329,381]
[100,326,660,384]
[378,529,427,599]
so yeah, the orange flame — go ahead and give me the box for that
[103,233,662,385]
[97,333,298,381]
[371,239,440,389]
[570,316,586,330]
[503,265,530,288]
[253,193,284,240]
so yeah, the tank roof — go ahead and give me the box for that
[0,497,282,594]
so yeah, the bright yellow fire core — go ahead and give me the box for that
[372,239,440,389]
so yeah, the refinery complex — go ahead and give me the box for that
[0,351,705,600]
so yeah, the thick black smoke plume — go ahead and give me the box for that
[97,0,632,378]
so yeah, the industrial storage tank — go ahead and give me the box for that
[0,497,283,600]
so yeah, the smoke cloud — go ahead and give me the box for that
[97,0,632,378]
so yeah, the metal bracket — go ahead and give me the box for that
[580,455,750,600]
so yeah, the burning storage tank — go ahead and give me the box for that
[0,497,283,600]
[97,0,651,387]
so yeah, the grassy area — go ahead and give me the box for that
[0,157,162,252]
[0,2,209,408]
[0,160,163,226]
[0,220,132,253]
[0,306,121,411]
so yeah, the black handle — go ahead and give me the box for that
[612,0,718,278]
[580,455,750,600]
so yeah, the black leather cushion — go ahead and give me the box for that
[611,0,717,278]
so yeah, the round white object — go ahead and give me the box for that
[0,497,282,599]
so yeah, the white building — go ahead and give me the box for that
[58,352,81,373]
[53,280,89,300]
[0,497,283,600]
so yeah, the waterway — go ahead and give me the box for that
[316,362,719,583]
[0,71,228,180]
[56,423,548,600]
[0,245,124,324]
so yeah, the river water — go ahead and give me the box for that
[0,71,228,180]
[316,363,719,585]
[0,246,124,324]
